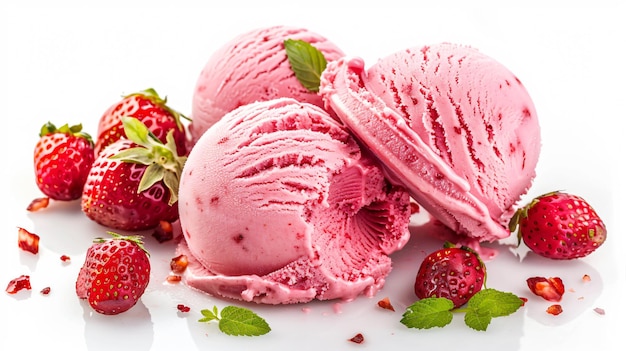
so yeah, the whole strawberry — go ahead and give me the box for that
[82,116,186,231]
[414,243,486,308]
[94,88,188,156]
[76,232,150,315]
[509,191,607,259]
[34,122,95,201]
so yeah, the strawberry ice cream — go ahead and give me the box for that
[188,25,345,144]
[177,97,412,304]
[320,43,541,245]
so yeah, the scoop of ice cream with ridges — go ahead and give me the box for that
[320,42,541,249]
[177,97,412,304]
[188,25,345,145]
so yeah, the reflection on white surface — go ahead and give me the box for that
[1,2,623,351]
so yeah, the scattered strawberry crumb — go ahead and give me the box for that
[593,307,605,315]
[18,227,40,254]
[348,333,364,344]
[40,287,51,295]
[26,197,49,212]
[377,297,395,311]
[578,296,585,300]
[6,275,32,294]
[410,202,420,214]
[170,254,188,274]
[153,220,174,243]
[60,255,71,262]
[582,274,591,282]
[546,304,563,316]
[166,275,182,283]
[177,304,190,313]
[519,297,528,306]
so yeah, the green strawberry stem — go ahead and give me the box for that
[110,116,187,205]
[92,231,149,256]
[39,121,94,146]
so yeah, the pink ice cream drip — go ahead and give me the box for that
[178,98,411,304]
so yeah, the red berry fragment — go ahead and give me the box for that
[26,197,50,212]
[582,274,591,283]
[166,275,182,284]
[377,297,395,311]
[348,333,364,344]
[593,307,605,315]
[153,220,174,243]
[41,287,51,295]
[519,297,528,306]
[60,255,71,262]
[18,227,40,254]
[177,304,190,313]
[546,304,563,315]
[6,275,32,294]
[170,254,188,274]
[526,276,565,302]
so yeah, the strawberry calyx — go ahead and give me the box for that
[39,121,94,146]
[124,88,191,128]
[110,116,186,205]
[93,231,150,256]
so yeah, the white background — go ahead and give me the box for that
[1,1,624,350]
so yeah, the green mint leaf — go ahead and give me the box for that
[198,306,218,323]
[198,305,270,336]
[401,297,454,329]
[284,39,327,92]
[464,288,523,331]
[218,306,271,336]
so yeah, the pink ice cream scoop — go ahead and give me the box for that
[177,97,412,304]
[189,25,345,144]
[320,43,541,245]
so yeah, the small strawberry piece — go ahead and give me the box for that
[60,255,71,262]
[526,276,565,302]
[177,304,190,313]
[582,274,591,283]
[519,297,528,306]
[94,88,188,156]
[546,304,563,315]
[6,275,32,294]
[75,232,151,315]
[377,297,395,311]
[510,191,607,260]
[153,220,174,243]
[348,333,364,344]
[594,307,605,315]
[414,243,486,308]
[26,197,50,212]
[81,117,186,231]
[170,254,188,274]
[40,287,51,295]
[166,275,182,284]
[34,122,95,201]
[18,227,40,254]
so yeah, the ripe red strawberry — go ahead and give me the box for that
[34,122,95,201]
[414,243,486,308]
[81,116,186,231]
[509,191,607,259]
[94,88,188,156]
[76,232,150,315]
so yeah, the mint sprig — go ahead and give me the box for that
[401,288,523,331]
[198,305,271,336]
[283,39,327,92]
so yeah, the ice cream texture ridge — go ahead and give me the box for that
[178,27,541,304]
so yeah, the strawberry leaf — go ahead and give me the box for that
[464,288,523,331]
[284,39,327,92]
[199,305,270,336]
[401,297,454,329]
